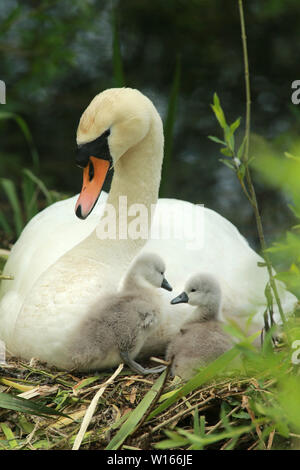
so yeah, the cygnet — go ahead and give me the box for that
[166,273,232,380]
[69,253,172,374]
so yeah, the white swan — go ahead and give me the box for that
[0,87,296,369]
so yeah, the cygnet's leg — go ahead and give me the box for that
[120,351,166,375]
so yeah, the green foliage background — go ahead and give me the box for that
[1,0,300,247]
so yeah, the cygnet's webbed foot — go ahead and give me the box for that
[120,351,166,375]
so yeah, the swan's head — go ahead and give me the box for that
[171,273,222,318]
[127,252,172,291]
[75,87,159,219]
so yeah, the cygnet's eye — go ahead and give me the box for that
[160,271,164,275]
[190,288,196,292]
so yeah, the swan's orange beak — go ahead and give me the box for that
[75,156,110,219]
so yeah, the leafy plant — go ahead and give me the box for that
[145,320,300,450]
[208,0,287,328]
[0,111,39,171]
[252,139,300,299]
[0,111,65,239]
[106,370,167,450]
[0,169,63,239]
[0,392,68,419]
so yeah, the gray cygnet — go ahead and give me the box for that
[166,273,232,380]
[69,253,172,374]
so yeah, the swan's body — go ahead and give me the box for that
[166,274,232,380]
[68,253,171,374]
[0,88,296,370]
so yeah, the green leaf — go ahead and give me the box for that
[208,135,226,146]
[0,423,18,449]
[156,423,253,450]
[0,392,69,418]
[211,93,227,129]
[23,169,54,206]
[22,175,38,222]
[0,178,23,236]
[17,415,35,434]
[224,124,234,151]
[73,376,100,391]
[193,406,200,435]
[219,158,235,170]
[106,370,167,450]
[232,411,251,420]
[220,147,233,157]
[213,92,220,108]
[284,152,300,162]
[237,163,246,180]
[237,136,247,160]
[264,283,273,306]
[155,430,188,449]
[230,117,241,134]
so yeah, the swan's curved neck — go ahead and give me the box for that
[68,112,163,282]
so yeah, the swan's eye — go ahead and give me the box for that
[160,272,163,275]
[191,288,196,292]
[88,161,94,181]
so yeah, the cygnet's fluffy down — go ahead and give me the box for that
[68,252,172,374]
[166,273,232,381]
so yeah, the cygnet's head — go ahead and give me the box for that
[171,273,221,317]
[127,253,172,291]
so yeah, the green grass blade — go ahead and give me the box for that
[0,178,23,236]
[0,423,18,449]
[155,430,188,449]
[22,174,38,222]
[105,370,167,450]
[0,111,39,170]
[148,347,240,420]
[155,423,253,450]
[23,168,54,206]
[160,56,181,197]
[0,254,8,273]
[0,392,69,418]
[193,406,201,436]
[112,8,125,87]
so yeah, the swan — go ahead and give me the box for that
[0,87,296,369]
[166,273,232,380]
[68,252,171,374]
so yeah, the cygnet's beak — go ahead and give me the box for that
[75,157,110,219]
[161,277,173,291]
[170,291,189,304]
